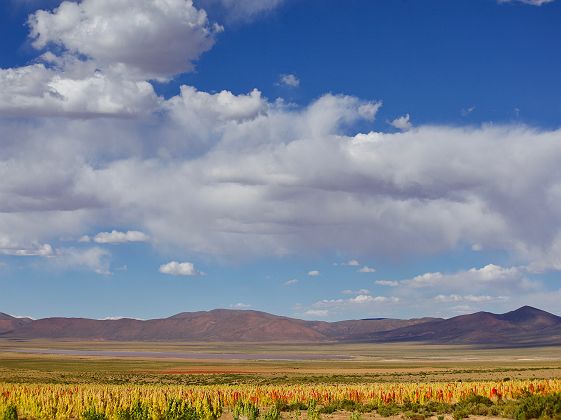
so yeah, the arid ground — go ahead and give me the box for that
[1,339,560,385]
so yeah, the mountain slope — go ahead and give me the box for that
[0,312,33,334]
[1,310,328,342]
[0,309,435,342]
[1,306,560,345]
[368,306,561,345]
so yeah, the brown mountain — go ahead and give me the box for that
[367,306,561,345]
[0,312,33,334]
[1,306,559,345]
[0,309,435,342]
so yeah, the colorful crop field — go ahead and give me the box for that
[1,380,561,419]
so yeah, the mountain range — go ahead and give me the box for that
[1,306,560,345]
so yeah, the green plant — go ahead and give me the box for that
[164,399,200,420]
[2,405,18,420]
[82,406,107,420]
[509,392,561,420]
[377,404,400,417]
[263,405,281,420]
[307,400,320,420]
[349,411,362,420]
[232,401,259,420]
[116,401,150,420]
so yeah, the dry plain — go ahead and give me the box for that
[1,339,560,384]
[1,340,561,419]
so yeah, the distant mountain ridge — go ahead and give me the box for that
[0,312,33,335]
[1,306,560,345]
[365,306,561,345]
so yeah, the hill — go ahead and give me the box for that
[1,306,560,345]
[0,312,33,334]
[368,306,561,345]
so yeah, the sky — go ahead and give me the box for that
[1,0,561,321]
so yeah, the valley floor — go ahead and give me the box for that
[1,340,560,419]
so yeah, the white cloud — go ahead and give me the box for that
[433,294,508,303]
[53,247,111,275]
[308,270,320,277]
[358,266,376,273]
[402,264,534,292]
[498,0,554,5]
[159,261,200,276]
[278,73,300,88]
[303,309,329,318]
[28,0,218,80]
[91,230,149,244]
[389,114,412,131]
[461,106,476,117]
[375,280,399,287]
[284,278,298,286]
[358,101,382,120]
[4,104,561,269]
[3,8,561,281]
[341,288,370,295]
[230,303,251,309]
[165,85,267,132]
[314,294,399,308]
[0,63,160,118]
[0,237,53,257]
[303,294,400,318]
[343,259,360,266]
[198,0,286,22]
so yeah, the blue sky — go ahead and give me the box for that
[1,0,561,321]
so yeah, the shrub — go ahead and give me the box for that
[164,399,200,420]
[377,404,400,417]
[116,401,150,420]
[263,405,281,420]
[2,405,18,420]
[510,392,561,420]
[82,406,107,420]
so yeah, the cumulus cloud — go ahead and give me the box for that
[83,230,149,244]
[5,99,561,270]
[4,0,561,288]
[284,278,298,286]
[230,302,251,309]
[278,73,300,88]
[358,266,376,273]
[0,63,160,118]
[402,264,535,292]
[0,237,53,257]
[353,263,553,318]
[159,261,201,276]
[0,0,221,118]
[389,114,412,131]
[28,0,218,80]
[308,270,320,277]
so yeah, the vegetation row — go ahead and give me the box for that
[1,380,561,419]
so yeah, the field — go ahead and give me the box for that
[1,340,561,419]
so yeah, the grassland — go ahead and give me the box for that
[1,340,560,419]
